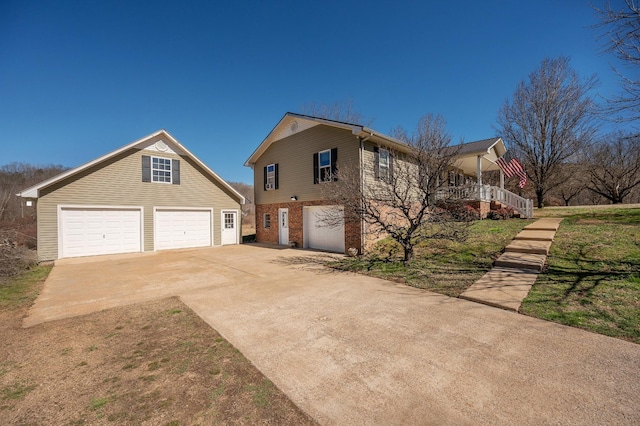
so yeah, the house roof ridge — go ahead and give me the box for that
[17,130,245,204]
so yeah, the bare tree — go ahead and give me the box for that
[0,163,68,222]
[552,162,589,206]
[319,114,468,263]
[593,1,640,122]
[497,57,598,208]
[300,98,373,126]
[585,132,640,203]
[228,181,255,229]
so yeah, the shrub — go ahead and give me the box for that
[487,207,515,220]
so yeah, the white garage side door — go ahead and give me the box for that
[155,209,212,250]
[61,208,141,259]
[303,206,345,253]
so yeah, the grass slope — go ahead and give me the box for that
[521,206,640,343]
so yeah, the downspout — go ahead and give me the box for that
[359,133,373,254]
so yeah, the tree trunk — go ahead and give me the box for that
[403,245,414,263]
[536,189,545,208]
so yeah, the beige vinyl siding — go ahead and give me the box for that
[37,146,240,260]
[254,125,360,204]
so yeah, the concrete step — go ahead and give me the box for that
[459,267,539,312]
[495,252,546,272]
[515,229,556,242]
[505,240,552,255]
[524,218,563,231]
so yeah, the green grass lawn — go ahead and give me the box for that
[328,218,532,297]
[521,205,640,343]
[328,205,640,343]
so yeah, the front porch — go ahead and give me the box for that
[444,138,534,218]
[437,184,534,218]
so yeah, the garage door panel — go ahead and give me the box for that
[304,206,345,253]
[61,208,141,258]
[155,209,211,250]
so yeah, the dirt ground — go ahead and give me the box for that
[0,282,315,425]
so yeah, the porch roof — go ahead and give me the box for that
[451,137,506,177]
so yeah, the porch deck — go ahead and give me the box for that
[437,184,534,218]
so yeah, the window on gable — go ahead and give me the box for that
[152,157,172,183]
[263,163,279,191]
[264,213,271,228]
[266,164,275,189]
[313,148,337,184]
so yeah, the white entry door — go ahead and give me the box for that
[278,208,289,245]
[221,211,238,245]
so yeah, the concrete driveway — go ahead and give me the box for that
[26,245,640,425]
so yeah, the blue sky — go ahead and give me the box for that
[0,0,632,184]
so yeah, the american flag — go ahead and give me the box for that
[496,155,527,188]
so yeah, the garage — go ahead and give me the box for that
[59,207,142,259]
[303,205,345,253]
[155,208,212,250]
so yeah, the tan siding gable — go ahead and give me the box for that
[254,125,360,204]
[37,147,240,260]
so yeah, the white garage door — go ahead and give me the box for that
[303,206,345,253]
[155,209,212,250]
[60,208,141,259]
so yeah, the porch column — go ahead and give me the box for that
[476,155,482,186]
[500,169,505,189]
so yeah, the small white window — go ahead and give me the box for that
[319,149,331,182]
[379,148,389,180]
[266,164,275,190]
[264,213,271,228]
[224,213,235,229]
[152,157,171,183]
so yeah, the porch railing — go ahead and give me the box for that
[436,184,533,218]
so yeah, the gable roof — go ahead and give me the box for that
[455,137,505,156]
[17,129,245,204]
[244,112,407,167]
[245,112,507,177]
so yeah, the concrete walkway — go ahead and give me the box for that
[459,218,563,311]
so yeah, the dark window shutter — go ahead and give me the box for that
[274,163,279,189]
[313,152,319,184]
[263,166,268,191]
[172,159,180,184]
[331,148,338,181]
[374,147,380,180]
[142,155,151,182]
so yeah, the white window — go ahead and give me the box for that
[319,149,331,182]
[224,212,235,229]
[379,148,390,180]
[152,157,172,183]
[266,164,275,190]
[264,213,271,228]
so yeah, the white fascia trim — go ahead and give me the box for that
[57,204,144,260]
[244,112,366,167]
[153,206,215,251]
[17,129,245,205]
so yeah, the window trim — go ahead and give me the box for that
[378,148,390,180]
[318,149,332,182]
[151,156,172,184]
[263,213,271,228]
[266,163,276,190]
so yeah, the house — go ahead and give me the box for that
[244,112,533,255]
[18,130,244,261]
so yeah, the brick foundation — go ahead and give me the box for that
[255,201,362,255]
